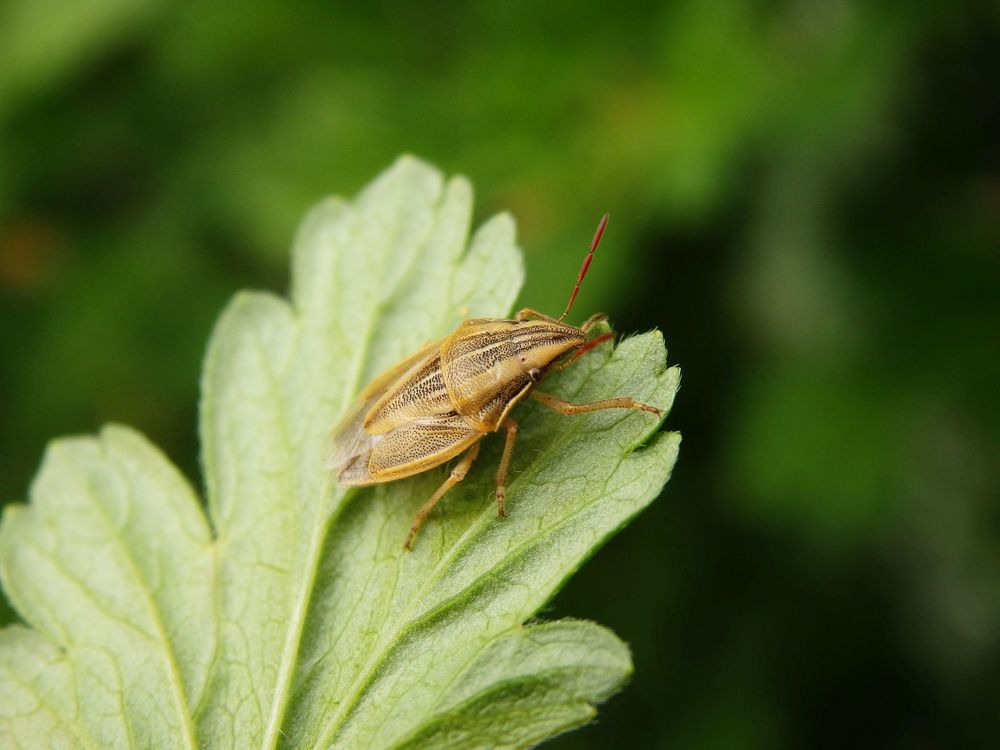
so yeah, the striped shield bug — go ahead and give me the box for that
[330,214,662,549]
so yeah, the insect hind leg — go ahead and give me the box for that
[494,417,519,518]
[404,442,481,550]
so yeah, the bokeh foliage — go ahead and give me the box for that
[1,1,997,748]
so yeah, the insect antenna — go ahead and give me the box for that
[557,212,609,323]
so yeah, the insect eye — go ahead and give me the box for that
[528,367,542,382]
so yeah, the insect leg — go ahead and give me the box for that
[531,390,662,417]
[580,313,609,333]
[404,442,481,551]
[494,417,519,518]
[514,307,560,323]
[552,332,615,371]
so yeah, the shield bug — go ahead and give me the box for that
[330,214,662,549]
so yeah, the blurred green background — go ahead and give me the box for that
[1,1,998,747]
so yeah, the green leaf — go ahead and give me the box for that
[0,156,680,749]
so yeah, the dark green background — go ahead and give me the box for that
[1,2,997,748]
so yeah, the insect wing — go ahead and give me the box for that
[364,351,454,434]
[333,409,480,486]
[329,398,381,484]
[356,337,444,401]
[329,337,442,481]
[366,414,481,482]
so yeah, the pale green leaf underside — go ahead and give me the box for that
[0,156,681,750]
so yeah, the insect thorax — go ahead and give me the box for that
[440,319,584,428]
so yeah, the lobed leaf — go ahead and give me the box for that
[0,156,680,749]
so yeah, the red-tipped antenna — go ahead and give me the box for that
[557,213,609,322]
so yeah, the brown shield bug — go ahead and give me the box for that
[330,214,662,549]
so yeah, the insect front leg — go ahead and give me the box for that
[531,390,662,417]
[580,313,609,333]
[404,442,481,551]
[514,307,560,323]
[552,331,615,371]
[494,417,519,518]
